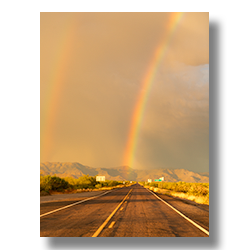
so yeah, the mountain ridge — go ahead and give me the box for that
[40,162,209,183]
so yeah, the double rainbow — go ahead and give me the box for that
[41,13,184,173]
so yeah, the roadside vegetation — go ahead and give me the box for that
[40,175,131,196]
[139,181,209,205]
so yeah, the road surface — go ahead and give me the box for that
[40,183,209,237]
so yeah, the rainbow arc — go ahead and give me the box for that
[123,12,184,170]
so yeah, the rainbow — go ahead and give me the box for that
[41,18,76,160]
[123,12,184,169]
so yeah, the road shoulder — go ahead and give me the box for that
[144,188,209,231]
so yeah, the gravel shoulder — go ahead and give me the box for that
[40,190,109,215]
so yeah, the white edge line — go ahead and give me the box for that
[40,190,112,218]
[146,188,209,236]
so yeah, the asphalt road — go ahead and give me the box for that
[40,183,209,237]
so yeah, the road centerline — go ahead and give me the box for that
[108,221,116,228]
[91,188,133,237]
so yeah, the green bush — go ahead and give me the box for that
[40,175,71,192]
[41,174,124,192]
[95,184,102,189]
[63,175,98,189]
[149,182,158,187]
[98,180,122,187]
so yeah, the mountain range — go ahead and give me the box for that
[40,162,209,183]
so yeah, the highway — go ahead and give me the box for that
[40,183,209,237]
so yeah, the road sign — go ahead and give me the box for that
[96,176,105,182]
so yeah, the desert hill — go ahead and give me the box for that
[40,162,209,183]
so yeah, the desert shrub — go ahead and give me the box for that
[63,175,98,189]
[108,180,119,187]
[149,182,158,187]
[40,175,71,192]
[41,174,125,192]
[143,181,209,197]
[95,184,102,189]
[40,175,52,192]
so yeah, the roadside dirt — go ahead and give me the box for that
[40,190,110,215]
[40,190,106,204]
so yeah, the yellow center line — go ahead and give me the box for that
[120,207,124,211]
[108,221,116,228]
[92,189,133,237]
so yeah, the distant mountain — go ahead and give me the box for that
[199,172,209,177]
[40,162,98,178]
[40,162,209,183]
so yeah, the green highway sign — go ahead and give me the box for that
[154,179,162,182]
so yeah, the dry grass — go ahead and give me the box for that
[142,182,209,205]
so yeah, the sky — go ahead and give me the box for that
[40,12,209,173]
